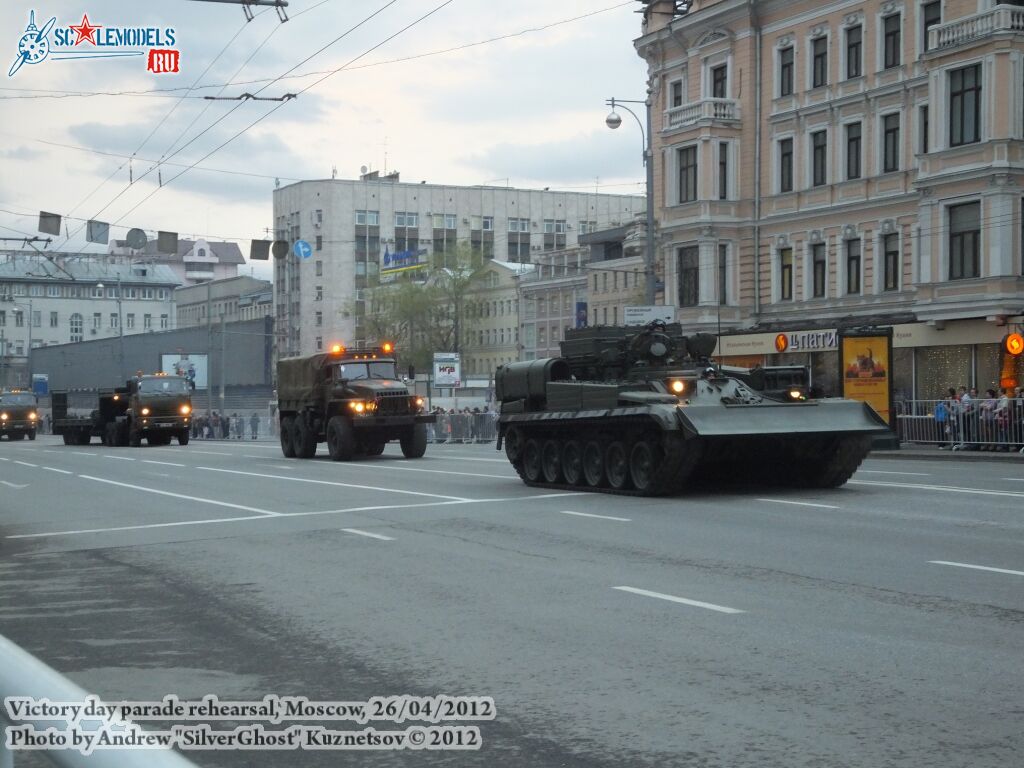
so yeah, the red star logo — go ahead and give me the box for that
[68,14,102,46]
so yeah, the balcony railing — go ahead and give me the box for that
[664,98,740,129]
[928,4,1024,51]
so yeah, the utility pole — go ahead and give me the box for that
[206,281,213,421]
[219,312,227,417]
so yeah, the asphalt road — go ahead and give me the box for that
[1,435,1022,767]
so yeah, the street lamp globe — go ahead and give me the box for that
[605,110,623,130]
[95,282,104,290]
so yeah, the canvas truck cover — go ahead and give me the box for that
[277,354,332,403]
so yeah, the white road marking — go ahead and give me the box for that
[429,455,509,464]
[102,455,135,461]
[151,447,231,456]
[1,480,28,489]
[40,450,61,454]
[613,586,744,615]
[929,560,1024,577]
[13,461,37,468]
[6,492,581,539]
[341,528,395,541]
[77,475,282,517]
[0,457,8,461]
[196,466,471,501]
[857,470,931,476]
[1002,478,1024,483]
[243,455,265,459]
[850,480,1024,500]
[558,510,631,522]
[142,460,186,467]
[292,462,511,480]
[757,498,840,510]
[42,467,73,475]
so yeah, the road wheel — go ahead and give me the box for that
[522,438,542,482]
[177,430,190,446]
[326,416,355,461]
[561,440,584,485]
[61,433,72,446]
[292,416,318,459]
[365,442,385,456]
[503,426,524,462]
[629,440,658,494]
[582,440,605,487]
[606,441,632,490]
[280,416,296,458]
[541,439,563,483]
[400,422,427,459]
[27,430,35,441]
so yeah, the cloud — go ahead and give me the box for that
[0,146,43,160]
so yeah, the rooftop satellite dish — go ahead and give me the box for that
[126,228,147,250]
[360,165,368,175]
[271,240,289,259]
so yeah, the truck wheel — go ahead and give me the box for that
[504,426,524,462]
[400,423,427,459]
[326,416,355,461]
[178,430,190,446]
[61,433,72,446]
[293,417,317,459]
[27,430,35,441]
[279,416,296,458]
[128,425,141,447]
[365,442,386,456]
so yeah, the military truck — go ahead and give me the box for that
[276,343,434,460]
[0,389,39,441]
[53,374,192,447]
[495,322,889,496]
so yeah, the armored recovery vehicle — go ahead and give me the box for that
[276,342,434,460]
[0,390,39,440]
[53,374,192,446]
[495,322,889,496]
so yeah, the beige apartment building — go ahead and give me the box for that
[636,0,1024,398]
[461,259,532,377]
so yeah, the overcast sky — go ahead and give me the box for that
[0,0,647,280]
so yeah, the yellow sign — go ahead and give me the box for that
[774,334,788,353]
[841,335,891,424]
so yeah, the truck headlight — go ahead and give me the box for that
[348,401,365,413]
[141,407,150,416]
[180,404,191,415]
[29,412,37,420]
[0,413,7,421]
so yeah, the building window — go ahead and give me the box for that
[142,288,154,300]
[718,244,728,305]
[160,314,169,329]
[315,286,323,301]
[950,64,981,147]
[678,246,699,307]
[315,311,323,327]
[846,122,862,180]
[110,313,118,329]
[922,2,941,53]
[846,25,862,79]
[508,217,529,233]
[69,313,83,342]
[315,235,323,251]
[711,64,727,98]
[92,312,101,329]
[12,311,23,328]
[812,37,828,88]
[920,105,930,153]
[883,14,901,69]
[670,79,683,107]
[50,311,58,327]
[47,285,60,298]
[779,248,793,301]
[779,138,794,193]
[846,239,861,294]
[883,113,900,172]
[812,130,827,187]
[883,233,900,291]
[779,46,794,97]
[315,260,323,277]
[316,337,323,351]
[143,314,152,330]
[126,313,135,329]
[948,202,981,280]
[482,216,493,231]
[31,311,40,328]
[0,310,4,327]
[355,210,379,226]
[812,243,827,298]
[678,146,698,203]
[91,285,104,298]
[718,142,728,200]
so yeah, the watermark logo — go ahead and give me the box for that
[8,9,180,77]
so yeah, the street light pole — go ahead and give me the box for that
[605,94,657,306]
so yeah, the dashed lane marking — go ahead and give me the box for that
[757,498,840,510]
[558,510,631,522]
[341,528,395,541]
[77,475,282,517]
[929,560,1024,577]
[613,586,744,615]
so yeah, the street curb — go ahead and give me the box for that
[870,447,1024,462]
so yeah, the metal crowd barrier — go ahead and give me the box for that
[0,632,198,767]
[427,412,498,444]
[895,398,1024,451]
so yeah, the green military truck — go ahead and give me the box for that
[0,389,39,441]
[277,343,434,460]
[53,374,192,447]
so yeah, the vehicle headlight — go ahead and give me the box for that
[29,412,37,420]
[141,407,150,416]
[0,413,7,421]
[789,390,803,401]
[180,404,191,415]
[669,380,686,395]
[349,401,365,413]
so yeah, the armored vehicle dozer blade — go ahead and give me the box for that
[495,322,891,497]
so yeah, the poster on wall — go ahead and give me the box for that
[160,353,208,389]
[433,352,461,388]
[838,328,893,425]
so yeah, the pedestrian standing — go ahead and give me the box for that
[250,412,260,440]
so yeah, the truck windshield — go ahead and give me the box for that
[137,377,189,394]
[0,393,35,406]
[335,362,397,381]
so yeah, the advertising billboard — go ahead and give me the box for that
[838,329,893,425]
[624,305,676,326]
[160,353,208,389]
[433,352,461,388]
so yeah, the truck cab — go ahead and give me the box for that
[0,390,39,441]
[124,374,192,446]
[277,343,435,460]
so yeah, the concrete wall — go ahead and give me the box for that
[31,317,274,391]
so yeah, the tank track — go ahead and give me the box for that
[504,417,701,497]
